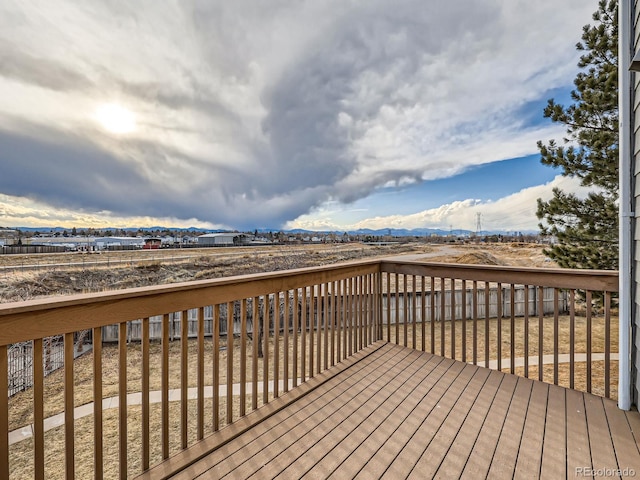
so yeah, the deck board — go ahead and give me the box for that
[379,365,485,479]
[246,349,433,479]
[603,399,640,479]
[140,343,640,480]
[462,377,533,478]
[409,369,504,479]
[351,358,466,479]
[299,356,449,479]
[565,387,592,474]
[181,343,405,479]
[436,372,517,479]
[512,380,548,478]
[540,384,567,479]
[585,393,619,475]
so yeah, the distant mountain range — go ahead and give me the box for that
[9,226,537,237]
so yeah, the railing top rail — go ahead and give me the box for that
[379,259,619,292]
[0,259,380,346]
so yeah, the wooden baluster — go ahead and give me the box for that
[362,275,367,348]
[213,305,220,430]
[441,278,446,357]
[301,288,307,382]
[64,332,75,479]
[451,278,456,359]
[412,275,417,350]
[497,283,502,371]
[357,277,363,351]
[95,331,109,474]
[569,290,575,389]
[331,281,337,365]
[586,291,592,393]
[538,286,544,382]
[162,314,170,452]
[510,285,515,375]
[349,277,354,356]
[461,280,467,363]
[263,295,270,402]
[472,281,478,365]
[0,345,8,480]
[605,291,611,398]
[142,317,150,467]
[118,323,127,479]
[386,272,391,342]
[430,277,436,354]
[342,279,348,358]
[403,275,408,347]
[316,286,322,374]
[309,287,315,378]
[197,308,205,438]
[274,294,280,397]
[421,276,426,352]
[284,292,290,393]
[485,283,490,369]
[252,297,259,410]
[227,302,234,421]
[181,310,188,447]
[34,338,44,480]
[293,289,299,387]
[240,299,247,413]
[336,280,342,362]
[371,274,377,344]
[553,290,560,385]
[524,286,529,378]
[324,282,329,370]
[395,273,400,345]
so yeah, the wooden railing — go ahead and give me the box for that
[0,259,618,479]
[379,261,619,398]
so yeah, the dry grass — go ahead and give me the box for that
[386,314,618,399]
[0,243,424,303]
[9,397,260,479]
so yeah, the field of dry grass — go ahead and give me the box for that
[0,242,555,303]
[0,243,429,303]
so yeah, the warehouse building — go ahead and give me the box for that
[197,233,250,247]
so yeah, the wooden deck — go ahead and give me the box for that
[140,342,640,480]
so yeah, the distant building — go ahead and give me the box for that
[29,236,95,250]
[0,229,18,246]
[95,237,145,249]
[143,238,162,249]
[197,233,250,247]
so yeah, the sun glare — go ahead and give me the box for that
[96,103,136,134]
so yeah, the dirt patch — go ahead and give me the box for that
[454,251,504,265]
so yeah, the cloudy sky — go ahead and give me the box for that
[0,1,598,232]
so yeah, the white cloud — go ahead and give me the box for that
[0,1,596,229]
[289,175,590,232]
[0,193,219,230]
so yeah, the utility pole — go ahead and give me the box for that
[475,213,482,236]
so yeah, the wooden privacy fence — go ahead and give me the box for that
[0,260,618,479]
[381,285,567,324]
[101,285,565,343]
